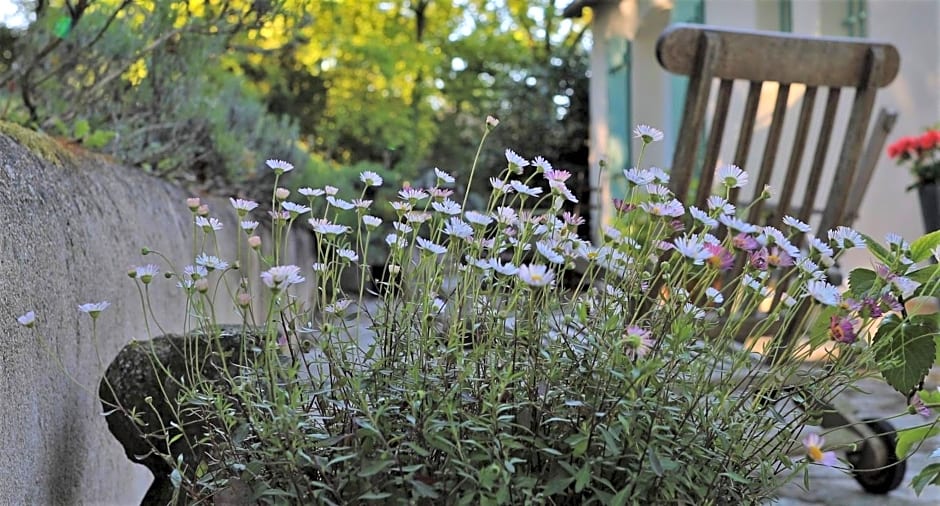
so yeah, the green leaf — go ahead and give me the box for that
[610,487,631,506]
[73,119,90,139]
[807,305,840,348]
[647,447,664,477]
[874,314,936,394]
[358,492,393,501]
[896,425,940,459]
[574,462,591,492]
[910,265,940,291]
[357,459,393,478]
[848,268,877,297]
[542,476,573,496]
[911,230,940,263]
[85,129,116,149]
[912,463,940,495]
[861,233,893,265]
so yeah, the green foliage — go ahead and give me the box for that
[0,1,590,208]
[873,314,936,395]
[25,129,897,504]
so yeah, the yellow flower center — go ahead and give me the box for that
[808,446,824,462]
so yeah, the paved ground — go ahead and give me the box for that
[774,375,940,505]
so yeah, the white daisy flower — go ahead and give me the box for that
[324,299,353,315]
[241,220,259,232]
[362,215,382,229]
[465,210,494,226]
[326,196,354,210]
[689,206,717,229]
[673,236,711,265]
[434,167,455,184]
[337,249,359,262]
[443,217,474,239]
[230,198,259,215]
[390,201,413,213]
[195,216,223,231]
[807,235,834,257]
[828,226,865,249]
[718,214,758,233]
[648,166,670,184]
[266,159,293,174]
[533,156,553,173]
[490,177,514,193]
[806,280,841,306]
[510,180,543,197]
[78,301,111,316]
[633,124,664,143]
[134,264,160,284]
[17,311,36,327]
[706,196,735,215]
[393,222,414,234]
[324,185,339,196]
[281,202,311,215]
[518,264,555,287]
[536,240,566,265]
[505,149,530,172]
[432,199,462,215]
[782,215,811,233]
[705,287,724,305]
[196,253,229,271]
[716,164,748,189]
[624,167,655,185]
[398,188,429,202]
[360,171,383,187]
[308,218,349,235]
[261,265,304,289]
[298,187,325,197]
[386,233,408,249]
[404,211,432,224]
[416,237,447,255]
[493,206,518,225]
[490,259,520,276]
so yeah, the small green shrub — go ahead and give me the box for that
[20,123,940,504]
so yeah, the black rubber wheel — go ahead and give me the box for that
[846,418,906,494]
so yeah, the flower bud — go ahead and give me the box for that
[186,197,201,211]
[194,278,210,293]
[485,115,500,131]
[248,235,262,249]
[197,204,210,217]
[275,187,290,201]
[237,292,252,307]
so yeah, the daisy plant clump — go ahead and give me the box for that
[16,123,938,504]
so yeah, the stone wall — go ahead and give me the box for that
[0,124,313,504]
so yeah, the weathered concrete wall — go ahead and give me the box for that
[0,124,313,504]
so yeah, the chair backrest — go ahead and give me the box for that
[656,23,900,236]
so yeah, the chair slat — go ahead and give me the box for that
[728,81,763,207]
[747,83,790,226]
[845,108,899,223]
[799,87,841,228]
[819,47,884,235]
[775,86,818,225]
[670,32,721,203]
[696,78,734,209]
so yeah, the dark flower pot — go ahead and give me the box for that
[917,182,940,234]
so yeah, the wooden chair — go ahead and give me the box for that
[657,23,900,238]
[654,25,908,495]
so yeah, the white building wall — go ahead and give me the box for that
[613,0,938,273]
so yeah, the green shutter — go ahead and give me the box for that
[779,0,793,32]
[607,37,632,199]
[844,0,868,37]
